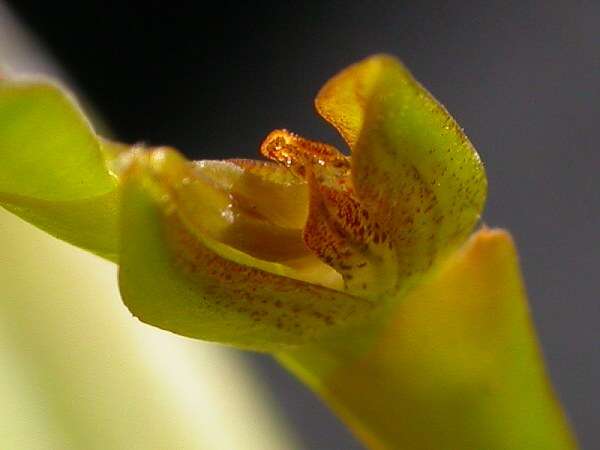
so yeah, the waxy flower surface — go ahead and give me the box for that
[114,55,486,350]
[0,55,487,350]
[0,55,576,450]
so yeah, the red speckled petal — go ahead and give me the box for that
[261,130,396,297]
[316,55,487,294]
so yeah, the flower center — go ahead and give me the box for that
[148,149,345,290]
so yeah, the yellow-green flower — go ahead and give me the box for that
[0,55,486,351]
[0,55,577,449]
[110,55,487,352]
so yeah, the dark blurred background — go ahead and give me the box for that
[7,1,598,448]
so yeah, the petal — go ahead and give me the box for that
[0,79,120,260]
[0,79,115,200]
[0,190,120,261]
[279,229,577,449]
[118,148,373,351]
[261,130,396,297]
[190,158,309,260]
[317,55,487,294]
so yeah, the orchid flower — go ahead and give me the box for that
[0,55,577,449]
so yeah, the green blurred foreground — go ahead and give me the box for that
[0,208,297,450]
